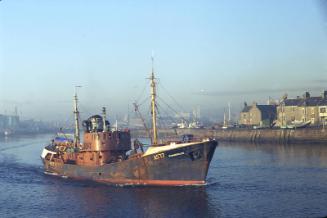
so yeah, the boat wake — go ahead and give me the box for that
[204,177,220,187]
[44,171,60,176]
[0,156,45,185]
[0,140,47,152]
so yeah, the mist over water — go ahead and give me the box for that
[0,134,327,217]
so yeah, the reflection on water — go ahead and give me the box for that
[44,183,220,218]
[238,142,327,167]
[0,134,327,217]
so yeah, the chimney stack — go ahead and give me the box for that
[323,90,327,99]
[303,92,310,99]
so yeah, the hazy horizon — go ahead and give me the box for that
[1,0,327,122]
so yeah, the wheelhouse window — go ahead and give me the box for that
[45,153,52,161]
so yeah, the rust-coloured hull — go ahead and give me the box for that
[43,140,217,186]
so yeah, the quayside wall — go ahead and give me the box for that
[131,128,327,144]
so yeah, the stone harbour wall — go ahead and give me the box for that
[131,128,327,144]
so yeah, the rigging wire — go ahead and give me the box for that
[158,82,188,114]
[156,103,165,129]
[135,80,148,104]
[60,112,75,132]
[133,74,192,138]
[156,102,176,128]
[136,96,151,108]
[155,102,179,138]
[157,96,189,123]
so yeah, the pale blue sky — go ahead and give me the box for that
[0,0,327,120]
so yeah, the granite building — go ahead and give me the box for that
[277,91,327,127]
[239,102,277,127]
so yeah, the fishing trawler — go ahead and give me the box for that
[40,70,218,186]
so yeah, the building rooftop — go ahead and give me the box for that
[283,96,327,107]
[256,105,277,120]
[241,103,276,120]
[241,106,251,113]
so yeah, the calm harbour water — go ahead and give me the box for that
[0,134,327,218]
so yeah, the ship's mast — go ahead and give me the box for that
[102,107,107,132]
[223,109,227,127]
[228,102,231,123]
[150,57,158,144]
[73,86,81,147]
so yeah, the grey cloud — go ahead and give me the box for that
[193,86,327,97]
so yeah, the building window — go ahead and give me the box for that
[320,108,326,113]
